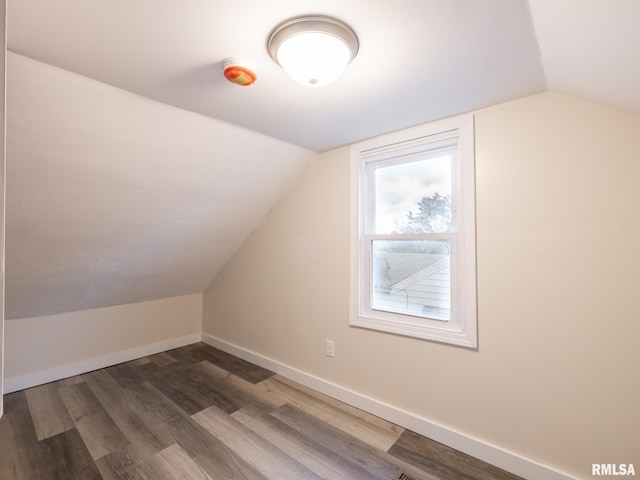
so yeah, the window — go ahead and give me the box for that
[350,115,477,348]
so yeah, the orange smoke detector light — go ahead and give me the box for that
[222,58,257,86]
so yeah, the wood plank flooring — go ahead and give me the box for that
[0,342,523,480]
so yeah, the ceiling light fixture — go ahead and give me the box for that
[267,15,359,87]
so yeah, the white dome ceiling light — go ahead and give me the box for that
[267,15,359,87]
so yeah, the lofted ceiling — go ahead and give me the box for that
[5,0,640,319]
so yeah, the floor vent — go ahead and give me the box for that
[394,470,418,480]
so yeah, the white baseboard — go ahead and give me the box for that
[201,332,577,480]
[4,331,577,479]
[3,333,202,394]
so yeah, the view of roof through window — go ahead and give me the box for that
[371,153,453,321]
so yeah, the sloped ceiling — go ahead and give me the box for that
[6,54,314,318]
[528,0,640,116]
[5,0,640,319]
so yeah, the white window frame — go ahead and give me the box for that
[350,114,477,348]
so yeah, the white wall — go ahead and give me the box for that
[203,92,640,479]
[4,293,202,392]
[0,0,6,416]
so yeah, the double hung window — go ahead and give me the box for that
[350,115,477,347]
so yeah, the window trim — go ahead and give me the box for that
[349,114,477,348]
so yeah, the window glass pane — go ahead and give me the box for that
[374,155,452,234]
[371,240,450,321]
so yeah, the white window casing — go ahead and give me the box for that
[350,114,477,348]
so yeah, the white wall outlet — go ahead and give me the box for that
[325,339,335,358]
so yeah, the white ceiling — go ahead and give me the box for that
[8,0,550,152]
[5,0,640,318]
[528,0,640,117]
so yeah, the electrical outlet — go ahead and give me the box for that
[325,339,335,358]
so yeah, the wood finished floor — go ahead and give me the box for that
[0,343,523,480]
